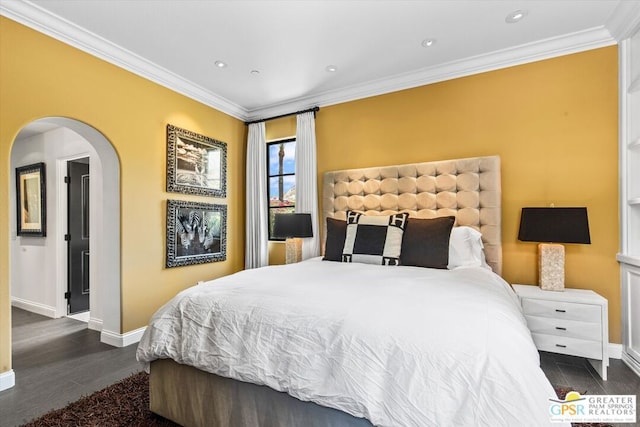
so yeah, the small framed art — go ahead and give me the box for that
[16,162,46,237]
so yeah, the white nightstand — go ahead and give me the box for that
[512,284,609,380]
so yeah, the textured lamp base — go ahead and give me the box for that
[285,238,302,264]
[539,243,565,291]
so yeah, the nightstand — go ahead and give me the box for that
[512,284,609,380]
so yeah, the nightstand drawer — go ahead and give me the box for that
[522,298,601,322]
[524,315,601,341]
[531,333,602,359]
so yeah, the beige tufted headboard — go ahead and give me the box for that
[322,156,502,275]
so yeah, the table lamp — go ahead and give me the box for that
[518,207,591,291]
[273,213,313,263]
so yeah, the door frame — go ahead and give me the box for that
[12,116,121,346]
[56,153,97,325]
[66,157,90,315]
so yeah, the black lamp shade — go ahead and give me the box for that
[273,213,313,238]
[518,207,591,244]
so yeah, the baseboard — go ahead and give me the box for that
[621,352,640,378]
[100,326,146,348]
[0,369,15,392]
[88,317,103,332]
[11,297,57,318]
[608,343,623,360]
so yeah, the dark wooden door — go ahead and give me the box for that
[67,158,90,314]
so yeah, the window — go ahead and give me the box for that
[267,138,296,240]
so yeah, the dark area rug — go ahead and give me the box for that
[21,372,614,427]
[21,371,178,427]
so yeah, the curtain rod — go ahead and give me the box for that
[244,106,320,125]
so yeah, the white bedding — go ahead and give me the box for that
[137,258,563,427]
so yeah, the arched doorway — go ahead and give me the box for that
[10,117,121,343]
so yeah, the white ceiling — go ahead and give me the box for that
[2,0,640,122]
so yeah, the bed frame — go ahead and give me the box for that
[150,155,502,426]
[322,155,502,275]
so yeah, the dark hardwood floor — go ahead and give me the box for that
[540,351,640,427]
[0,307,638,426]
[0,307,141,427]
[541,351,640,398]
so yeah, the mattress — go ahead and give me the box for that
[137,258,563,427]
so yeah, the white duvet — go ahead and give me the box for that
[137,258,564,427]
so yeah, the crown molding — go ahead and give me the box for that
[607,0,640,41]
[0,0,621,123]
[0,0,248,121]
[246,26,616,120]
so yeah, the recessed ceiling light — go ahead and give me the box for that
[214,60,227,68]
[250,70,260,75]
[421,38,437,48]
[505,9,527,23]
[325,65,338,72]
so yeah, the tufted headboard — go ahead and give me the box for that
[322,156,502,275]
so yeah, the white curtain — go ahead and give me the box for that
[295,112,320,259]
[245,122,268,269]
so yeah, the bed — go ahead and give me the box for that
[137,155,563,427]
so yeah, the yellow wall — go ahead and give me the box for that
[0,17,246,373]
[315,46,620,342]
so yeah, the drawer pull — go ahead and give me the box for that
[555,327,567,331]
[555,344,567,348]
[555,309,566,313]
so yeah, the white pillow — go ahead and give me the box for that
[448,226,488,269]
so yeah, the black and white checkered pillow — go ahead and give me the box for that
[342,211,409,266]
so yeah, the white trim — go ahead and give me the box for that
[0,0,246,120]
[618,253,640,268]
[0,369,15,392]
[607,1,640,41]
[88,317,102,332]
[0,1,622,122]
[11,297,57,318]
[609,343,623,360]
[622,351,640,378]
[56,156,69,318]
[100,326,146,348]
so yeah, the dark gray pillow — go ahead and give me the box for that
[400,216,455,269]
[322,218,347,262]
